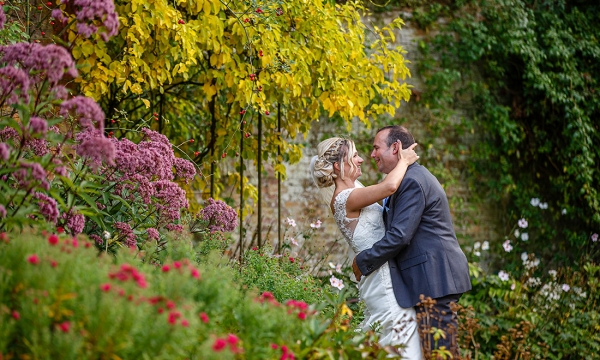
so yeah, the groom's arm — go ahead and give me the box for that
[355,177,425,277]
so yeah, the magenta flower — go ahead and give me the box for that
[0,204,6,218]
[34,192,59,223]
[198,198,238,233]
[0,6,6,30]
[75,129,115,167]
[0,43,77,86]
[61,96,106,132]
[0,143,10,161]
[28,117,48,135]
[61,210,85,235]
[146,228,159,241]
[114,222,136,248]
[0,66,30,105]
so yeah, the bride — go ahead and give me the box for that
[310,137,422,358]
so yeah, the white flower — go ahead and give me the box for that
[498,270,510,281]
[530,198,540,207]
[521,232,529,241]
[511,283,516,290]
[592,233,598,242]
[521,252,529,262]
[561,208,567,215]
[102,231,111,240]
[548,270,557,278]
[474,251,481,257]
[482,241,489,251]
[503,240,513,252]
[526,277,541,287]
[290,237,298,246]
[539,202,548,209]
[285,217,297,227]
[562,284,570,292]
[330,275,344,290]
[474,241,481,250]
[310,219,322,229]
[518,218,528,228]
[336,263,342,273]
[514,229,520,238]
[328,262,336,269]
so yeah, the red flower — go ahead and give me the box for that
[289,257,294,263]
[56,227,64,233]
[100,283,111,292]
[27,254,40,265]
[58,321,71,333]
[212,338,227,351]
[227,333,239,345]
[271,343,278,349]
[199,312,209,323]
[181,319,189,327]
[168,311,181,324]
[11,310,20,320]
[50,260,58,268]
[173,261,181,269]
[162,264,170,272]
[48,235,59,245]
[297,312,306,320]
[166,300,175,309]
[191,268,200,279]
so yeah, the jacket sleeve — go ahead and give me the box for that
[356,177,425,276]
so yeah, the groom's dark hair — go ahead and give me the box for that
[377,125,415,149]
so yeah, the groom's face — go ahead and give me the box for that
[371,130,397,174]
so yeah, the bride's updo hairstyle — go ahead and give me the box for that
[310,137,359,188]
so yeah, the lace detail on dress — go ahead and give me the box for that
[333,187,386,253]
[333,188,358,243]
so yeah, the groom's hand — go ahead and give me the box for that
[352,257,362,282]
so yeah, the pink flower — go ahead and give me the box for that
[50,260,58,268]
[199,312,209,323]
[48,234,59,245]
[61,210,85,235]
[173,261,181,269]
[198,198,238,233]
[181,319,189,327]
[11,310,20,320]
[34,193,59,223]
[27,254,40,265]
[162,264,170,273]
[592,233,598,242]
[58,321,71,333]
[100,283,111,292]
[191,268,200,279]
[212,338,227,351]
[227,334,239,345]
[297,312,306,320]
[146,228,159,241]
[167,311,181,325]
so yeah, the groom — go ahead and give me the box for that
[352,125,471,354]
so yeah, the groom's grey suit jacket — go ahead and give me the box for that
[356,163,471,308]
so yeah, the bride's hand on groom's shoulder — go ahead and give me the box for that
[398,140,419,165]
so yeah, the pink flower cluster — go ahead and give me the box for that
[285,300,309,321]
[53,0,119,41]
[271,343,295,360]
[212,334,241,353]
[114,222,137,248]
[34,192,60,223]
[61,210,86,235]
[0,43,77,90]
[108,263,148,288]
[257,291,279,306]
[198,198,238,233]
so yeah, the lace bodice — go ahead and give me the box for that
[333,188,385,253]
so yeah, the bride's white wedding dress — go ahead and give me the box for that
[334,188,422,358]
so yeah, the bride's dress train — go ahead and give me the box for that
[334,188,422,358]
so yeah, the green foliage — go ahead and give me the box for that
[0,230,403,359]
[460,259,600,358]
[412,0,600,265]
[236,245,328,307]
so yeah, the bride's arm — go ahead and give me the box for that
[346,141,418,213]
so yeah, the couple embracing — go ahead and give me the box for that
[310,126,472,358]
